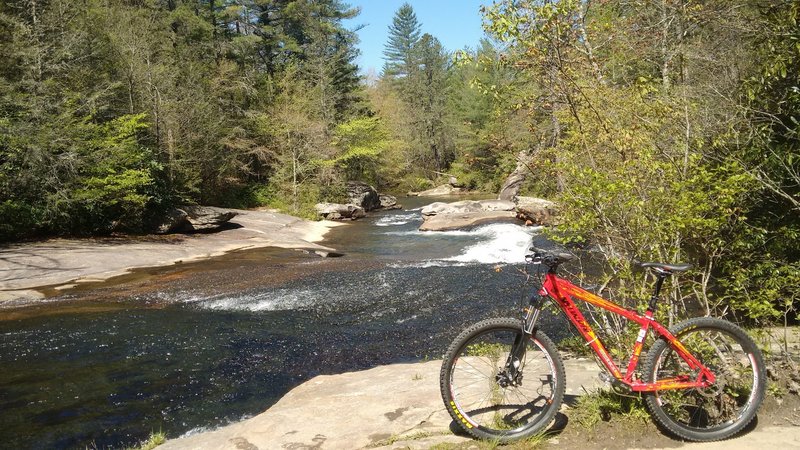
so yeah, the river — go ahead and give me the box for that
[0,197,568,449]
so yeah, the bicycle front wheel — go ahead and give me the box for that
[439,317,565,443]
[642,317,766,442]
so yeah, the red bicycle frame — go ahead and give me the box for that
[541,272,716,392]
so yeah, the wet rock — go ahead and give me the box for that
[347,181,381,212]
[0,209,339,297]
[315,203,366,220]
[313,250,344,258]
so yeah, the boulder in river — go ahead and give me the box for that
[419,199,518,231]
[419,210,518,231]
[347,181,381,212]
[316,184,399,220]
[315,203,366,220]
[379,194,401,210]
[421,199,515,217]
[515,196,558,226]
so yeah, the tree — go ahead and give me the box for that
[405,33,453,173]
[718,0,800,326]
[477,0,793,331]
[329,117,390,184]
[254,64,330,217]
[382,2,421,78]
[0,0,369,239]
[740,0,800,213]
[365,77,418,188]
[447,39,531,193]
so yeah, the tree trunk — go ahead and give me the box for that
[498,150,532,201]
[292,135,298,213]
[28,0,43,81]
[661,0,671,90]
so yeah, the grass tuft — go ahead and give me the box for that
[125,430,166,450]
[573,388,649,428]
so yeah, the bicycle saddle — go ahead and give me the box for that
[638,262,692,273]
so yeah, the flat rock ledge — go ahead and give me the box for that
[158,358,606,450]
[420,210,519,231]
[0,209,341,302]
[419,198,557,232]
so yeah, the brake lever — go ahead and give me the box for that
[525,253,543,264]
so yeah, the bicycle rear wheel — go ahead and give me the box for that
[440,317,565,443]
[642,317,765,442]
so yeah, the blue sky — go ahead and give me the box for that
[343,1,491,75]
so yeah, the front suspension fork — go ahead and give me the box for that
[500,292,546,385]
[524,291,546,334]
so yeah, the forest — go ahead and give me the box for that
[1,0,798,324]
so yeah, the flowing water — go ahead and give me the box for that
[0,197,569,449]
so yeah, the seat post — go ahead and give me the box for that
[647,270,670,314]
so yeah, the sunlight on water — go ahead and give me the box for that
[167,209,542,312]
[187,289,319,312]
[375,213,421,227]
[387,260,466,269]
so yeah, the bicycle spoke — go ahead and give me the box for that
[458,356,499,379]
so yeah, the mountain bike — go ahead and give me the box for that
[440,248,765,443]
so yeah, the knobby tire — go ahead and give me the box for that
[642,317,766,442]
[439,317,565,443]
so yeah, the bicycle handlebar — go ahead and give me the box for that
[526,247,577,268]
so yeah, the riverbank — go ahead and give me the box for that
[158,345,800,450]
[157,358,607,450]
[0,208,344,305]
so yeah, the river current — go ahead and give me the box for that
[0,197,569,449]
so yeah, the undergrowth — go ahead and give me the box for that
[125,431,166,450]
[572,388,649,428]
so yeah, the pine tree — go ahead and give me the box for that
[406,33,452,172]
[382,3,421,78]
